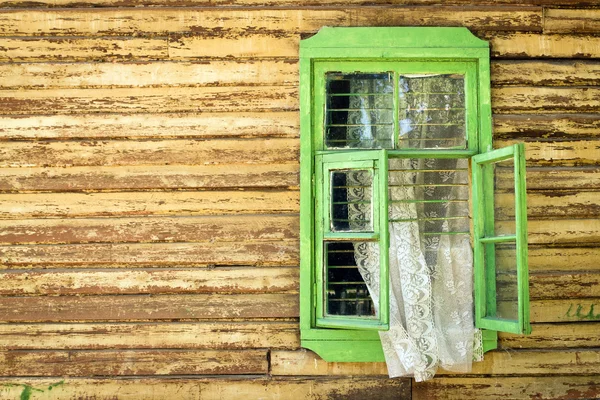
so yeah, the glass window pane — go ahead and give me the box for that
[325,241,378,318]
[330,169,373,232]
[325,72,394,149]
[492,158,516,236]
[486,241,518,321]
[398,74,466,149]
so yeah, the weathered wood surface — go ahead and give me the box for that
[0,267,299,295]
[493,87,600,113]
[271,348,600,376]
[0,86,297,114]
[532,299,600,323]
[413,376,600,400]
[0,8,542,36]
[488,33,600,58]
[0,165,299,191]
[0,112,300,140]
[527,247,600,272]
[0,293,299,321]
[494,114,600,140]
[0,37,168,62]
[0,215,299,244]
[496,191,600,219]
[0,377,410,400]
[0,138,299,168]
[0,322,300,350]
[0,349,268,376]
[492,60,600,86]
[500,322,600,349]
[545,8,600,34]
[0,241,300,267]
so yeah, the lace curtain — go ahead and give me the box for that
[345,76,483,382]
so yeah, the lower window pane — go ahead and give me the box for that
[486,241,518,321]
[325,241,378,318]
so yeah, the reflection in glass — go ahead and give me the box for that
[493,158,516,236]
[325,241,378,318]
[398,74,466,149]
[330,169,373,232]
[325,72,394,149]
[487,242,518,320]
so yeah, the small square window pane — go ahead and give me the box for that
[325,241,378,318]
[398,74,467,149]
[330,169,373,232]
[325,72,394,149]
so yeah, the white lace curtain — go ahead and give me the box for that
[345,76,482,382]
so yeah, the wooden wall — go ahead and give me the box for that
[0,1,598,399]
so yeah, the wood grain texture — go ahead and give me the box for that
[0,138,299,168]
[413,376,600,400]
[0,37,168,62]
[271,348,600,376]
[488,33,600,58]
[0,112,300,140]
[496,139,600,166]
[492,60,600,86]
[0,8,542,36]
[0,60,298,89]
[528,246,600,272]
[0,267,299,295]
[0,377,410,400]
[500,322,600,349]
[532,299,600,323]
[496,191,600,219]
[545,8,600,34]
[493,87,600,113]
[0,191,299,218]
[0,349,268,376]
[530,272,600,300]
[0,164,299,191]
[494,114,600,140]
[0,215,299,244]
[0,293,299,321]
[0,241,299,267]
[0,86,298,114]
[0,322,300,350]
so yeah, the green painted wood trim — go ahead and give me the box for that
[482,329,498,352]
[301,27,488,51]
[515,143,531,335]
[302,340,385,362]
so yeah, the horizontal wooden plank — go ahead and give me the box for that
[0,138,299,168]
[0,293,299,321]
[488,32,600,58]
[0,267,299,295]
[0,112,299,140]
[0,215,299,244]
[0,86,297,115]
[0,321,299,350]
[531,299,600,323]
[500,322,600,349]
[527,219,600,245]
[545,8,600,34]
[528,246,600,272]
[530,272,600,300]
[0,37,168,62]
[0,8,542,36]
[496,139,600,166]
[493,87,600,113]
[0,191,299,218]
[413,376,600,400]
[271,348,600,376]
[0,60,298,89]
[0,241,299,267]
[0,349,268,376]
[494,114,600,140]
[492,60,600,86]
[0,164,299,191]
[496,191,600,219]
[0,377,409,400]
[504,167,600,190]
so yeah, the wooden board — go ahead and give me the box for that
[0,293,299,321]
[0,377,410,400]
[493,87,600,113]
[0,112,300,140]
[0,164,299,191]
[0,215,299,244]
[0,349,268,376]
[488,33,600,58]
[0,241,300,267]
[544,8,600,34]
[0,267,299,295]
[492,60,600,86]
[413,376,600,400]
[532,299,600,323]
[500,322,600,349]
[271,348,600,376]
[0,8,542,36]
[0,321,300,350]
[494,114,600,140]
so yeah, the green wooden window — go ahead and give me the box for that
[299,27,530,362]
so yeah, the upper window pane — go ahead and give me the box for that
[398,74,467,149]
[325,72,394,149]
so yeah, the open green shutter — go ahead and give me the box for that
[315,150,389,330]
[472,143,531,335]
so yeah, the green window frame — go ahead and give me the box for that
[299,27,530,362]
